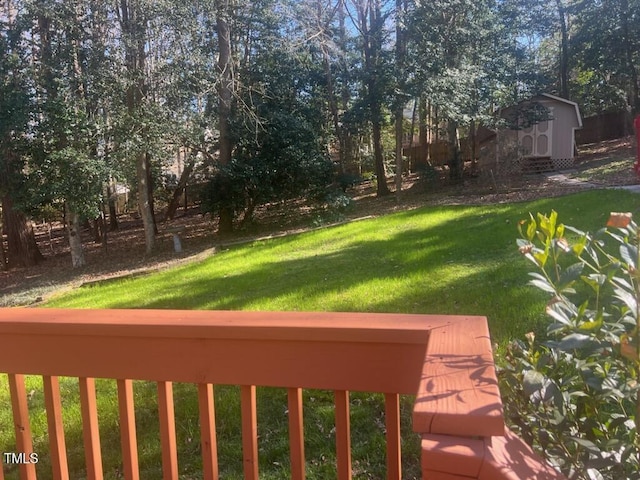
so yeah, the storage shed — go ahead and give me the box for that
[479,93,583,174]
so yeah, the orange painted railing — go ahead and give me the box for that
[0,309,565,480]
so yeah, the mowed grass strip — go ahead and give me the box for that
[2,190,638,479]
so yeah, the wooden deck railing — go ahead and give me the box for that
[0,309,565,480]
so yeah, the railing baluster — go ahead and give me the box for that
[43,376,69,480]
[79,378,103,480]
[287,388,305,480]
[384,393,401,480]
[198,383,219,480]
[334,390,352,480]
[117,379,139,480]
[241,385,259,480]
[157,381,178,479]
[8,374,36,480]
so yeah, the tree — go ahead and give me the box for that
[394,0,407,196]
[25,0,112,267]
[554,0,570,99]
[214,0,234,234]
[0,1,44,268]
[349,0,391,196]
[117,0,157,253]
[410,0,493,182]
[202,0,333,226]
[571,0,640,115]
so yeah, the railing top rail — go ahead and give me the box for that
[0,308,504,437]
[0,309,456,343]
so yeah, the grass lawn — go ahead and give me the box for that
[2,189,639,479]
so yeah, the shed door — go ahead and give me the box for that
[520,119,553,157]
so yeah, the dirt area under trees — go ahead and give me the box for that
[1,136,637,307]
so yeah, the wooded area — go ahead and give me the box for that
[1,0,639,269]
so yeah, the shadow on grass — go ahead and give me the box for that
[18,190,640,479]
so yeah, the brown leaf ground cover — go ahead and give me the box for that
[1,136,637,306]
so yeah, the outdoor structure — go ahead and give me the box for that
[479,93,583,174]
[0,308,565,480]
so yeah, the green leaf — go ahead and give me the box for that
[533,249,549,268]
[537,212,551,237]
[523,369,545,397]
[613,288,637,314]
[619,243,638,269]
[558,333,594,351]
[570,437,601,454]
[572,235,588,256]
[558,263,584,291]
[526,218,536,242]
[529,278,556,293]
[578,316,603,332]
[582,273,606,293]
[545,303,572,326]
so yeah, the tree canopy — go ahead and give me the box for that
[0,0,637,268]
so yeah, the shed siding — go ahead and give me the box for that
[542,100,579,160]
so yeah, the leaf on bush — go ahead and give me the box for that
[537,212,552,237]
[556,237,571,253]
[526,218,537,242]
[558,263,584,290]
[533,249,549,268]
[558,333,594,351]
[571,437,601,454]
[571,235,588,256]
[607,212,632,229]
[612,276,633,291]
[516,239,533,255]
[582,274,606,293]
[586,467,606,480]
[579,317,603,332]
[619,243,638,269]
[545,303,572,326]
[529,278,556,293]
[613,288,637,316]
[523,369,545,397]
[620,334,639,361]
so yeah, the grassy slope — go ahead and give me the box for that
[46,189,639,342]
[3,190,639,479]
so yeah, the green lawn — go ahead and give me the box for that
[2,189,639,479]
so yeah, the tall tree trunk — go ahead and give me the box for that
[106,182,119,231]
[419,97,428,165]
[555,0,570,99]
[165,154,196,221]
[66,204,85,268]
[447,120,463,183]
[394,0,406,197]
[121,0,156,253]
[145,153,158,235]
[322,41,344,171]
[360,0,390,197]
[2,195,44,269]
[137,152,156,252]
[338,0,354,168]
[215,0,234,234]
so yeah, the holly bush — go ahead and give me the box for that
[500,211,640,479]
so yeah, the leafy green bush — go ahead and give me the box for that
[500,211,640,480]
[201,108,333,226]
